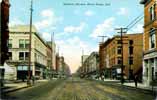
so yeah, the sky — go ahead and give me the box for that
[9,0,144,73]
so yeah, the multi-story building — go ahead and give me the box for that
[47,41,56,70]
[99,40,111,78]
[55,53,60,72]
[62,62,71,77]
[46,43,52,78]
[55,56,71,77]
[7,25,48,80]
[81,55,89,74]
[0,0,10,65]
[81,52,99,78]
[99,34,143,80]
[140,0,157,86]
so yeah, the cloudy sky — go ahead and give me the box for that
[9,0,144,73]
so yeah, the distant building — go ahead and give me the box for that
[0,0,10,65]
[55,53,60,72]
[99,34,143,80]
[47,41,56,70]
[81,55,89,64]
[7,25,48,80]
[81,52,99,78]
[46,43,52,78]
[81,55,88,73]
[62,62,71,76]
[140,0,157,86]
[55,56,71,77]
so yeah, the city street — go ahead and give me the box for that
[3,78,154,100]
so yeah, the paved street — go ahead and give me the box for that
[3,78,154,100]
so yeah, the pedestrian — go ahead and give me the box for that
[134,75,138,88]
[32,75,35,85]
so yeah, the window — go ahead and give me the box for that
[17,66,32,71]
[19,52,29,60]
[129,40,133,45]
[23,66,28,71]
[117,40,121,44]
[117,57,121,64]
[19,39,25,48]
[25,52,29,60]
[8,52,12,60]
[149,28,156,49]
[19,52,24,60]
[149,4,156,21]
[17,66,23,70]
[129,46,133,55]
[8,39,12,48]
[25,39,29,48]
[19,39,30,48]
[117,46,121,54]
[129,57,133,65]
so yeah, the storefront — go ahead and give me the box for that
[143,51,157,86]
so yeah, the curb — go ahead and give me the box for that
[2,80,50,94]
[2,85,31,94]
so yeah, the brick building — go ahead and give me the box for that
[140,0,157,86]
[0,0,10,65]
[99,34,143,80]
[46,43,53,78]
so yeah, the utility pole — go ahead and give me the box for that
[28,0,33,85]
[98,35,108,80]
[0,1,1,66]
[98,36,108,43]
[115,28,127,85]
[51,32,55,78]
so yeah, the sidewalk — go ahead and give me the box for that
[121,82,153,91]
[102,79,155,91]
[1,81,28,93]
[1,79,49,93]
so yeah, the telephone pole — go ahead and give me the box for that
[28,0,33,85]
[98,36,108,43]
[115,27,127,85]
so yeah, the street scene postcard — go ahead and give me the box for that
[0,0,157,100]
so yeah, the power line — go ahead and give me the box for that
[126,12,144,28]
[124,12,144,32]
[127,16,144,32]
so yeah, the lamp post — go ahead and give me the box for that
[28,0,33,85]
